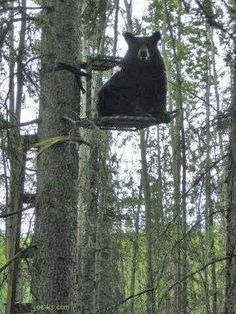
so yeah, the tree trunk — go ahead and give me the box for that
[78,144,100,313]
[6,138,26,314]
[205,28,217,314]
[164,0,188,312]
[77,2,115,311]
[6,1,27,312]
[32,1,81,312]
[140,130,156,314]
[129,185,142,313]
[225,36,236,314]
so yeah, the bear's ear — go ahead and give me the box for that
[124,32,136,45]
[151,31,161,43]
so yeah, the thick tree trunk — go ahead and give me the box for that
[225,38,236,314]
[32,1,81,313]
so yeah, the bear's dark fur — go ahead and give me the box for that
[97,31,167,117]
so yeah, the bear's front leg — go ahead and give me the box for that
[97,71,136,116]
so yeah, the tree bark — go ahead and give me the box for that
[225,35,236,314]
[205,28,217,314]
[32,1,81,312]
[164,0,188,312]
[6,138,26,314]
[140,130,156,313]
[6,1,27,312]
[129,185,142,314]
[77,2,114,311]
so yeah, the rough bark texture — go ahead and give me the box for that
[140,130,156,313]
[6,1,27,311]
[129,186,141,314]
[225,40,236,314]
[78,145,99,313]
[6,137,26,314]
[32,1,81,313]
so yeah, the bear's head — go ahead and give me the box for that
[123,31,162,67]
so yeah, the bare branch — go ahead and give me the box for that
[113,254,235,309]
[0,205,32,219]
[186,154,228,195]
[194,0,229,34]
[0,246,37,275]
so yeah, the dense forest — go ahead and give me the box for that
[0,0,235,313]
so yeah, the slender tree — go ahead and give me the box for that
[129,184,142,314]
[6,1,27,312]
[78,1,122,312]
[140,130,156,313]
[205,26,217,314]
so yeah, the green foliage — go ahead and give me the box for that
[0,237,6,312]
[111,0,231,311]
[0,0,232,312]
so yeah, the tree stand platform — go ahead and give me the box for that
[75,111,177,131]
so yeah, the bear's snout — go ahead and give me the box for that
[138,46,150,61]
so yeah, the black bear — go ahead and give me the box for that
[97,31,167,117]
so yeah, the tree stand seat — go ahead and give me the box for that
[76,111,177,131]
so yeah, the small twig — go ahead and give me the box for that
[0,6,52,14]
[0,117,38,130]
[0,205,32,219]
[20,119,39,127]
[78,118,102,132]
[186,154,228,195]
